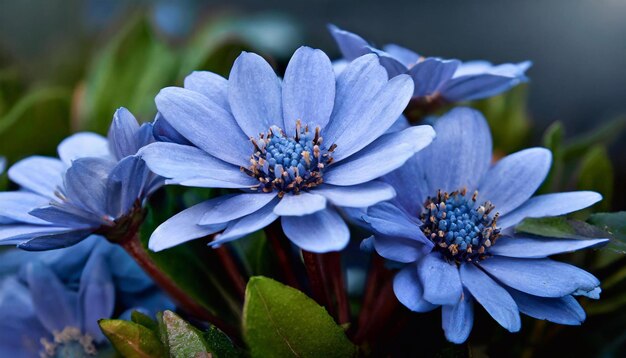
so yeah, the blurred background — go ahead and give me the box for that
[1,1,626,356]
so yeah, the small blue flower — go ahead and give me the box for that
[364,107,607,343]
[140,47,435,253]
[0,108,161,250]
[0,237,173,357]
[328,24,531,105]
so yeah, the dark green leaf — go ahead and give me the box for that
[588,212,626,250]
[576,145,613,211]
[131,310,158,332]
[563,115,626,161]
[203,326,241,358]
[243,276,356,358]
[99,319,167,358]
[539,121,564,193]
[162,310,211,358]
[516,217,606,239]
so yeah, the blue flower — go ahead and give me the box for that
[328,25,531,105]
[140,47,435,253]
[0,237,173,357]
[0,108,161,250]
[364,107,607,343]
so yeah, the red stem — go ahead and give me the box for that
[119,232,236,337]
[324,252,350,324]
[353,255,394,343]
[266,223,302,290]
[214,245,246,301]
[302,250,331,309]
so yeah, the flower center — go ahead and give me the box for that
[40,326,97,358]
[243,120,335,197]
[420,188,501,263]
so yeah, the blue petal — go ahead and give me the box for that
[211,199,280,246]
[370,48,408,78]
[408,58,460,97]
[282,47,336,134]
[199,192,277,225]
[108,107,142,160]
[393,264,437,312]
[155,86,250,167]
[315,181,395,208]
[140,142,257,189]
[324,125,435,186]
[328,74,415,162]
[281,207,349,253]
[18,229,94,251]
[228,52,283,136]
[26,261,78,332]
[273,192,327,216]
[498,191,603,229]
[381,155,428,215]
[373,234,430,263]
[420,107,492,194]
[418,253,463,305]
[327,24,371,61]
[0,191,50,224]
[149,199,229,252]
[30,205,102,227]
[382,44,420,67]
[460,263,521,332]
[79,252,115,340]
[441,289,474,344]
[57,132,111,165]
[106,156,151,218]
[0,224,74,245]
[364,202,432,245]
[478,256,600,298]
[507,289,585,325]
[8,156,65,197]
[322,54,387,151]
[152,113,191,145]
[386,115,410,134]
[477,148,552,216]
[184,71,229,109]
[490,235,608,259]
[63,157,116,217]
[442,61,531,102]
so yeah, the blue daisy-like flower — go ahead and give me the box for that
[0,237,173,357]
[328,24,531,106]
[0,108,161,250]
[364,107,607,343]
[140,47,435,253]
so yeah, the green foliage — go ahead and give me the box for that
[576,145,614,212]
[99,319,167,358]
[588,212,626,245]
[102,311,239,358]
[0,87,71,162]
[243,276,356,358]
[471,85,531,154]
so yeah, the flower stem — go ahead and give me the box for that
[302,250,332,309]
[266,222,302,290]
[118,231,237,337]
[325,252,350,324]
[214,245,247,301]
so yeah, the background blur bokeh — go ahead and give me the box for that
[1,0,624,210]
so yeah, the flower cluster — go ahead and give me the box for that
[0,21,611,354]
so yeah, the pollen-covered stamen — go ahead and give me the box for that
[420,188,501,263]
[242,120,335,197]
[40,326,97,358]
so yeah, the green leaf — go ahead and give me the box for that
[230,231,277,277]
[161,310,211,357]
[515,217,605,239]
[576,145,613,212]
[563,115,626,161]
[243,276,356,358]
[539,121,564,193]
[203,326,241,358]
[588,212,626,247]
[131,310,158,332]
[471,85,531,154]
[0,87,71,162]
[99,319,167,358]
[78,15,178,133]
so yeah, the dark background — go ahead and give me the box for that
[1,0,625,208]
